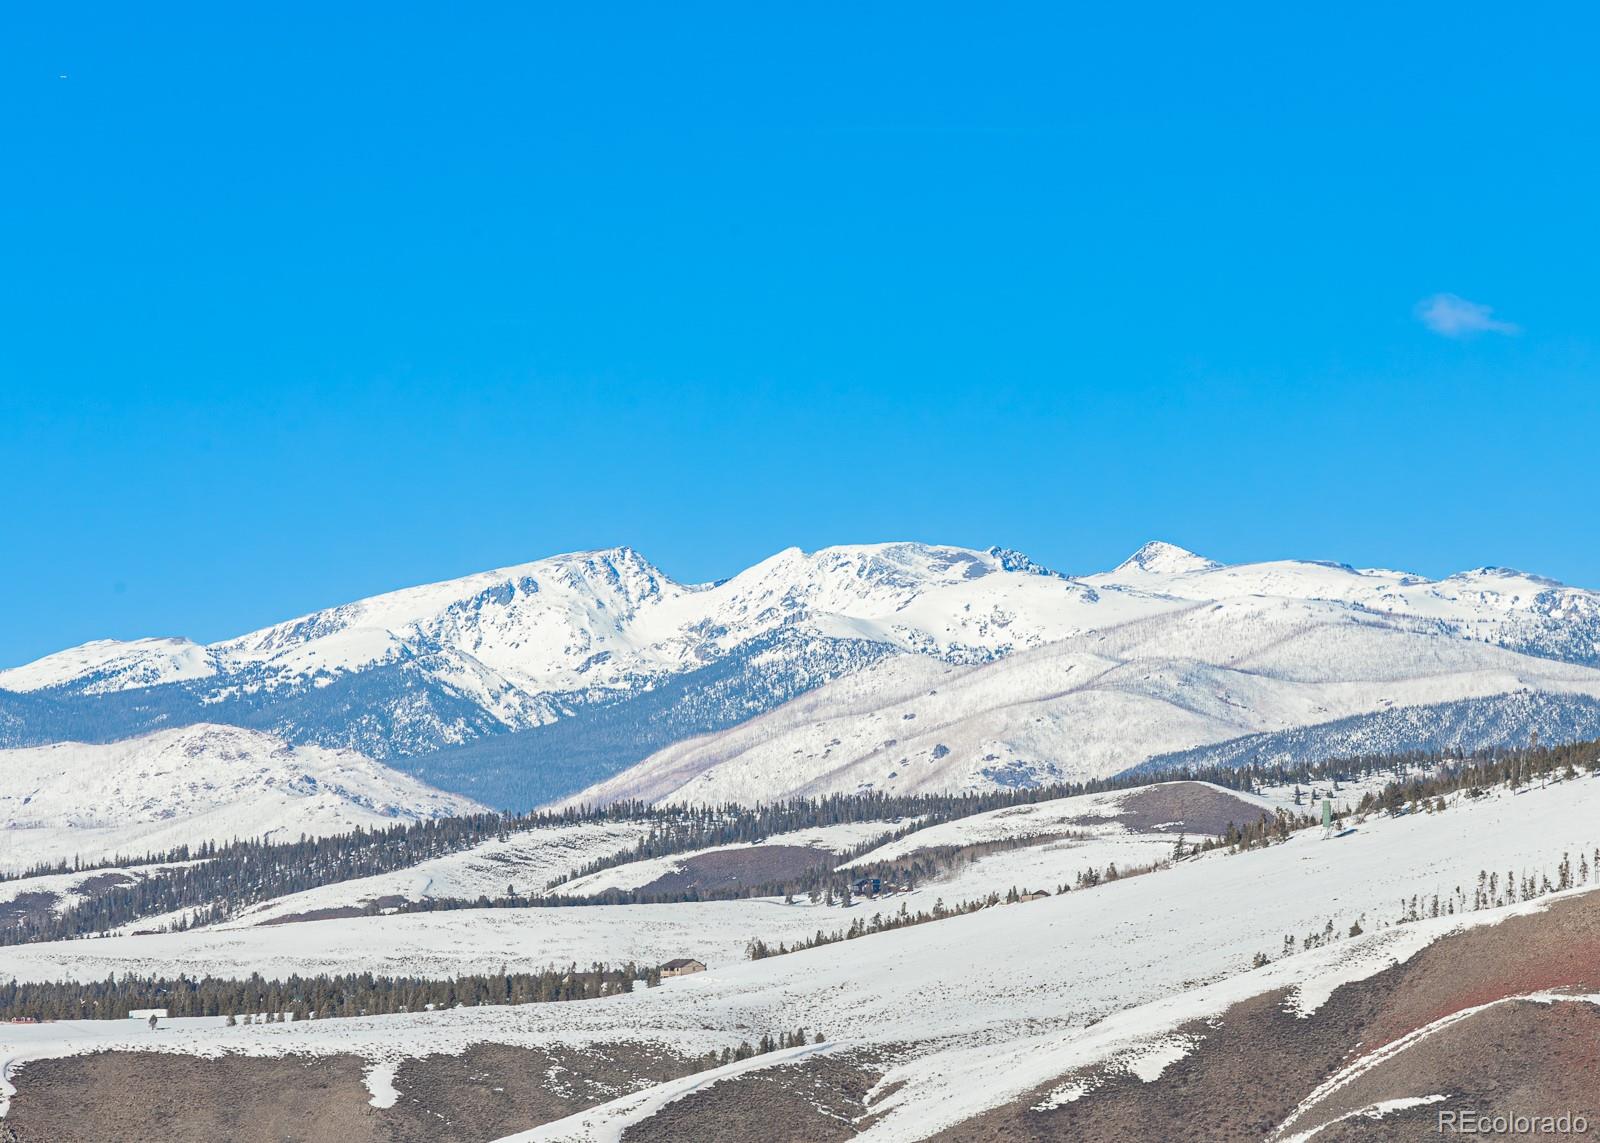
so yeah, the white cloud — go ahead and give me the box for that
[1415,293,1520,338]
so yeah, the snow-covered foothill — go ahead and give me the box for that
[0,724,483,871]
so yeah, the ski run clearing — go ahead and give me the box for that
[4,774,1600,1139]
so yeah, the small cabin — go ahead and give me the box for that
[661,958,706,978]
[852,876,882,896]
[1018,890,1051,903]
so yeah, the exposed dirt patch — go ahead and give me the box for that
[635,845,840,895]
[385,1041,703,1143]
[932,888,1600,1142]
[72,872,138,895]
[0,874,139,931]
[3,1051,381,1143]
[0,892,59,931]
[1305,999,1600,1141]
[620,1050,886,1142]
[1,1041,709,1143]
[257,895,412,926]
[257,905,370,925]
[1363,884,1600,1048]
[1106,782,1272,836]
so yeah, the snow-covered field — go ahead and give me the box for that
[0,808,1182,980]
[0,783,1252,983]
[0,898,839,982]
[5,771,1595,1139]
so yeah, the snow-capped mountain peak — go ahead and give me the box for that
[1109,540,1222,578]
[985,547,1065,578]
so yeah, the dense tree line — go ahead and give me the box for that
[1351,741,1600,817]
[0,963,649,1022]
[1192,808,1315,854]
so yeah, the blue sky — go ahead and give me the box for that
[3,4,1598,666]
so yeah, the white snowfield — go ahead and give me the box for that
[224,819,900,927]
[0,899,838,983]
[0,724,484,872]
[566,594,1600,806]
[4,775,1598,1140]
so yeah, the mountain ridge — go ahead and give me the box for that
[6,540,1600,808]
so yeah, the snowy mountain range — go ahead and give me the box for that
[4,541,1600,808]
[567,596,1600,806]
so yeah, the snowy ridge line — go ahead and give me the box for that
[1280,1095,1448,1142]
[494,1042,836,1143]
[1272,992,1600,1142]
[7,539,1600,809]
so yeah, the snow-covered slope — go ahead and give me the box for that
[0,724,484,870]
[6,769,1598,1142]
[6,540,1600,808]
[566,597,1600,805]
